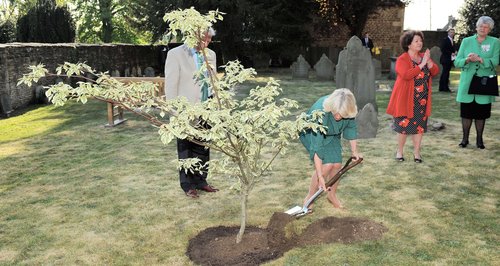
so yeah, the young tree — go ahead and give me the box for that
[19,8,324,243]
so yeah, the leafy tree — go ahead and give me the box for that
[456,0,499,39]
[130,0,316,64]
[0,20,16,43]
[127,0,179,43]
[315,0,409,37]
[245,0,317,63]
[16,0,75,43]
[5,0,37,16]
[19,8,323,243]
[0,1,16,43]
[72,0,151,43]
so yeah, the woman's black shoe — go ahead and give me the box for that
[458,141,469,148]
[414,156,423,163]
[395,152,404,162]
[476,142,485,149]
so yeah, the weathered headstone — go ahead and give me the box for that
[356,103,379,139]
[124,68,130,77]
[430,46,442,79]
[111,70,120,77]
[0,92,12,117]
[372,58,382,80]
[35,85,48,104]
[389,56,397,80]
[290,54,311,79]
[336,36,377,112]
[144,67,155,77]
[313,54,335,80]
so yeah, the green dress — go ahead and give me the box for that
[299,96,357,164]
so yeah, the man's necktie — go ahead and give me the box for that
[197,52,209,102]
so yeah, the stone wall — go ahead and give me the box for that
[364,6,406,53]
[308,6,405,70]
[0,43,164,115]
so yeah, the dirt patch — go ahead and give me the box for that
[186,212,388,265]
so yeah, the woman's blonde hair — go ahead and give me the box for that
[323,88,358,118]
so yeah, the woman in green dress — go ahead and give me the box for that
[454,16,499,149]
[299,89,362,210]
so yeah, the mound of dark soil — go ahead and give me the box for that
[186,212,388,265]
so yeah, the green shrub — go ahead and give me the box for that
[0,20,16,43]
[16,0,75,43]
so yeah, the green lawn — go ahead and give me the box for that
[0,71,498,265]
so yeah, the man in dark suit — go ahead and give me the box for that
[361,32,374,55]
[439,28,456,92]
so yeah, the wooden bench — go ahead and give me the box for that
[105,77,165,127]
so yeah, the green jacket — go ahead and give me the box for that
[454,34,499,104]
[299,96,357,162]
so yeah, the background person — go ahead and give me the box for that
[164,28,219,198]
[386,31,439,163]
[454,16,499,149]
[361,32,374,55]
[439,28,457,92]
[299,88,361,211]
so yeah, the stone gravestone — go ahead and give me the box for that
[388,56,397,79]
[35,85,49,104]
[430,46,442,79]
[336,36,378,138]
[355,103,379,139]
[336,36,377,112]
[313,54,335,80]
[372,58,382,80]
[111,70,120,77]
[144,67,155,77]
[0,92,12,117]
[290,54,311,79]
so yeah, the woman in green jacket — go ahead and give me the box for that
[299,89,361,211]
[454,16,499,149]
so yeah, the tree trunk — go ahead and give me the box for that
[236,190,249,243]
[99,0,113,43]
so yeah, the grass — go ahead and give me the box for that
[0,69,498,265]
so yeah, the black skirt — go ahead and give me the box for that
[460,100,491,119]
